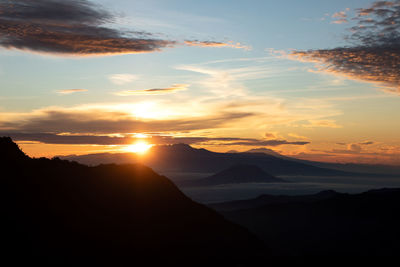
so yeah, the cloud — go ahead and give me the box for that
[0,0,248,56]
[175,64,276,97]
[108,74,139,85]
[264,132,277,139]
[331,9,349,24]
[348,143,362,153]
[184,40,251,50]
[331,19,348,24]
[0,0,178,56]
[291,1,400,94]
[56,89,88,94]
[219,139,310,147]
[1,132,133,145]
[0,132,309,147]
[288,133,309,140]
[332,11,348,19]
[336,141,375,146]
[360,141,374,145]
[312,140,376,155]
[303,119,342,128]
[115,84,189,96]
[0,104,254,134]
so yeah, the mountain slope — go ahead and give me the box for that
[245,147,400,176]
[209,190,341,211]
[1,137,263,266]
[62,143,355,177]
[184,164,285,186]
[216,188,400,263]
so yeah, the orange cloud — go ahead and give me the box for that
[57,89,88,94]
[331,9,349,24]
[115,84,189,96]
[184,40,251,50]
[331,19,348,24]
[303,119,342,128]
[0,105,254,134]
[108,74,139,85]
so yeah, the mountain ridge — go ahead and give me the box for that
[61,143,359,177]
[181,163,286,186]
[1,137,263,266]
[215,187,400,263]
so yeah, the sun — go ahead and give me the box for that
[124,141,153,154]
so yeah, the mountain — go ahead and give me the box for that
[62,143,356,177]
[245,148,284,157]
[209,190,341,211]
[182,164,286,186]
[245,147,400,176]
[214,188,400,263]
[0,137,263,266]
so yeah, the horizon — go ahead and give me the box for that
[7,138,400,167]
[1,0,400,165]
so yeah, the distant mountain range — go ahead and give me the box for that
[180,164,286,186]
[211,188,400,263]
[244,147,400,176]
[1,137,262,266]
[62,143,363,177]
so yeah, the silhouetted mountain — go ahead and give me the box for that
[1,137,263,266]
[245,147,284,157]
[305,161,400,176]
[62,143,356,177]
[215,188,400,263]
[245,147,400,176]
[182,164,285,186]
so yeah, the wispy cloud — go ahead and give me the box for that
[175,63,279,97]
[288,133,309,140]
[56,89,88,95]
[115,84,189,96]
[331,19,348,24]
[291,1,400,94]
[219,139,310,147]
[331,8,350,24]
[184,40,251,50]
[302,119,342,128]
[108,74,139,85]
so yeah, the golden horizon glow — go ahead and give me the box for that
[124,141,153,154]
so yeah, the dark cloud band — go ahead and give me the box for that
[0,0,174,55]
[1,132,309,147]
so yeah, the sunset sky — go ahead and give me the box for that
[1,0,399,165]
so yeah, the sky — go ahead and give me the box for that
[1,0,400,165]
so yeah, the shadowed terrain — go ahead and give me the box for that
[0,137,262,266]
[179,164,286,186]
[211,188,400,263]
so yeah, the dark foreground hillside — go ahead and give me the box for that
[214,189,400,264]
[0,137,262,266]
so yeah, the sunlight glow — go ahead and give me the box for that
[134,133,148,138]
[124,141,153,154]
